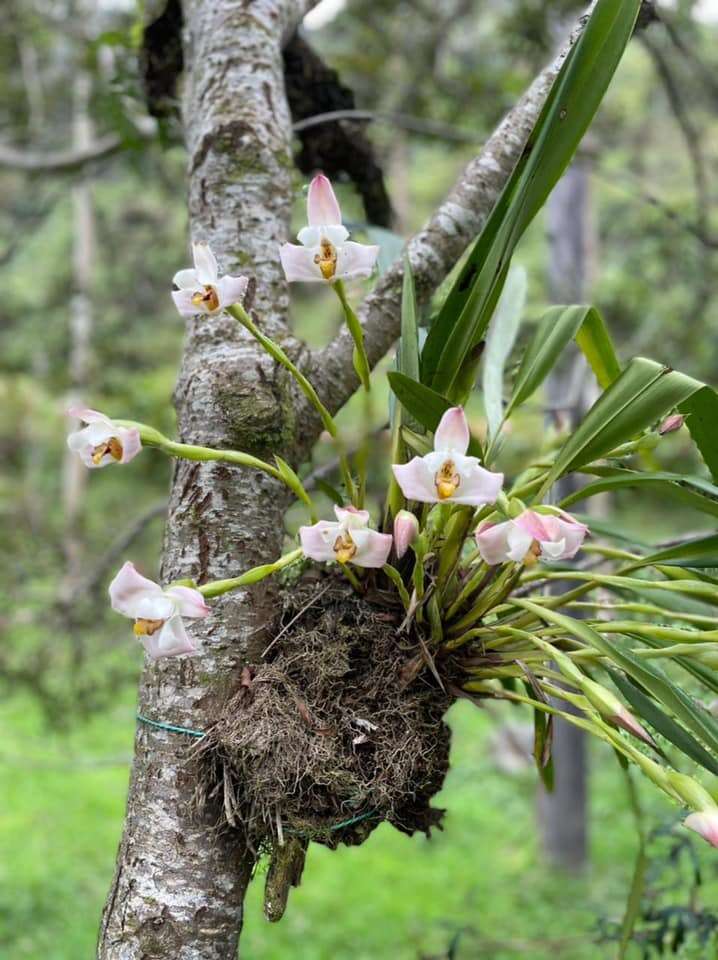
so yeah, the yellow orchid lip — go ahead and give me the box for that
[314,238,338,280]
[133,617,165,637]
[333,531,357,564]
[191,284,220,312]
[434,459,460,500]
[91,437,123,465]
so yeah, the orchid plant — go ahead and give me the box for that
[67,0,718,883]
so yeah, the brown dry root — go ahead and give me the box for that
[194,575,453,913]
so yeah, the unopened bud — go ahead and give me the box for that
[684,809,718,848]
[580,679,656,748]
[393,510,420,559]
[659,413,684,436]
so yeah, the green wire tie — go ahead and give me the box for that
[136,713,205,738]
[136,714,378,833]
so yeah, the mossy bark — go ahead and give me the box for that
[98,2,302,957]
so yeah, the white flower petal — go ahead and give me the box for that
[172,268,200,291]
[434,407,470,455]
[109,562,164,619]
[192,241,218,285]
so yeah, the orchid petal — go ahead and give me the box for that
[335,241,379,280]
[476,520,529,565]
[279,243,324,283]
[117,427,142,464]
[450,456,503,506]
[297,224,349,248]
[192,241,218,285]
[172,268,200,291]
[434,407,470,455]
[109,562,164,619]
[349,528,393,568]
[300,521,341,562]
[307,174,342,227]
[392,458,439,503]
[165,585,210,619]
[514,510,551,542]
[143,614,199,659]
[216,274,249,309]
[172,288,200,317]
[334,505,371,528]
[67,407,112,426]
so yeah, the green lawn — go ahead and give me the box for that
[1,693,716,959]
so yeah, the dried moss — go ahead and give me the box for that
[195,575,453,852]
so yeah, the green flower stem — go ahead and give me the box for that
[227,303,357,505]
[333,279,371,392]
[199,548,303,599]
[382,564,411,611]
[568,600,718,627]
[340,563,363,592]
[115,421,319,523]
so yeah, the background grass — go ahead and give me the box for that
[3,691,716,959]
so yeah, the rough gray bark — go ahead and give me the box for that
[99,5,595,958]
[98,2,300,957]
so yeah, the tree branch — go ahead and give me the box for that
[0,131,152,173]
[313,9,591,415]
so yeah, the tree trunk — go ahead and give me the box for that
[537,158,595,871]
[98,2,300,956]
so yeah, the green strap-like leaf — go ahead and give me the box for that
[515,599,718,759]
[680,385,718,482]
[574,306,621,389]
[421,0,642,397]
[538,358,703,497]
[560,467,718,520]
[482,265,527,440]
[610,671,718,776]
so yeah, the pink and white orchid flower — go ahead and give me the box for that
[475,509,588,566]
[109,561,210,659]
[684,809,718,848]
[392,407,503,507]
[300,505,392,568]
[172,241,248,317]
[279,174,379,284]
[67,407,142,468]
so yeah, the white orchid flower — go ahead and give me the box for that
[172,241,248,316]
[109,561,210,659]
[300,505,392,568]
[392,407,503,507]
[67,407,142,469]
[279,174,379,284]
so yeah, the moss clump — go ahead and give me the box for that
[195,575,452,851]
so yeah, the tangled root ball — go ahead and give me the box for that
[196,576,453,850]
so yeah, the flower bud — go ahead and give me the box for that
[393,510,420,559]
[659,413,684,436]
[684,809,718,848]
[580,679,656,748]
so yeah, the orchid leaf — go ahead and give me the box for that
[560,468,718,521]
[539,358,704,497]
[483,264,527,440]
[610,670,718,776]
[421,0,643,397]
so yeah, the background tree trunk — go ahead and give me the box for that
[537,158,596,872]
